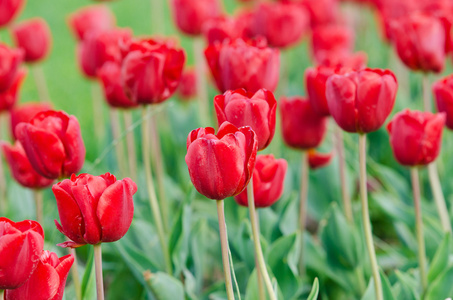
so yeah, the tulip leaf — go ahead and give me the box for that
[81,246,96,300]
[425,266,453,300]
[169,203,192,275]
[307,278,319,300]
[361,270,395,300]
[427,232,451,283]
[145,271,185,300]
[392,270,417,300]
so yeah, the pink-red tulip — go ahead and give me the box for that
[0,218,44,289]
[298,0,339,28]
[53,173,137,248]
[387,109,445,166]
[9,102,52,140]
[170,0,221,36]
[315,50,367,69]
[308,149,333,169]
[0,43,23,92]
[12,18,52,63]
[98,62,137,108]
[0,69,26,112]
[0,0,25,28]
[177,67,197,100]
[202,16,245,45]
[326,68,398,133]
[186,121,258,200]
[15,110,86,180]
[434,74,453,129]
[4,251,74,300]
[234,154,287,208]
[311,24,354,56]
[214,88,276,150]
[68,5,116,41]
[305,66,335,116]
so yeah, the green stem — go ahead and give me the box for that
[299,150,309,277]
[216,199,235,300]
[334,124,353,222]
[123,110,138,182]
[193,37,211,126]
[33,189,43,225]
[141,106,172,274]
[354,266,366,296]
[110,109,128,178]
[91,82,106,155]
[32,64,51,102]
[254,211,265,300]
[93,244,104,300]
[359,134,383,300]
[422,74,431,112]
[247,179,277,300]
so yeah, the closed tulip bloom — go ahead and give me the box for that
[299,0,339,28]
[53,173,137,248]
[234,154,287,208]
[12,18,52,63]
[186,121,258,200]
[202,16,244,45]
[177,67,197,100]
[311,24,354,59]
[68,5,116,41]
[0,218,44,289]
[305,66,335,116]
[0,69,26,112]
[326,68,398,133]
[315,50,367,69]
[433,74,453,129]
[121,38,186,104]
[214,88,276,150]
[1,141,54,189]
[205,38,280,93]
[280,96,328,149]
[98,62,137,108]
[389,13,445,73]
[15,110,86,179]
[0,44,23,92]
[171,0,221,36]
[0,0,25,28]
[308,149,333,169]
[9,102,52,140]
[4,251,74,300]
[387,109,445,166]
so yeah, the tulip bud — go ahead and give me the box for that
[433,74,453,130]
[98,62,137,108]
[308,149,333,170]
[214,88,276,151]
[0,69,26,112]
[53,173,137,248]
[0,218,44,289]
[177,67,197,100]
[387,109,445,166]
[299,0,339,28]
[305,66,335,116]
[10,102,53,140]
[15,110,86,180]
[202,16,244,45]
[68,5,116,41]
[326,68,398,133]
[185,121,258,200]
[170,0,222,36]
[311,24,354,59]
[4,251,74,300]
[12,18,52,63]
[0,43,23,92]
[0,0,25,28]
[234,154,287,208]
[280,96,328,150]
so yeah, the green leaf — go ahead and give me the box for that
[81,245,96,300]
[392,270,417,300]
[427,232,451,283]
[169,203,192,275]
[145,271,185,300]
[361,270,395,300]
[425,266,453,300]
[307,278,319,300]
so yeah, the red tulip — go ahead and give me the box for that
[12,18,52,63]
[202,16,245,45]
[280,96,327,149]
[234,154,287,208]
[9,102,53,140]
[185,121,258,200]
[298,0,339,28]
[0,0,25,28]
[177,67,197,100]
[0,69,26,112]
[0,43,23,92]
[170,0,221,36]
[434,74,453,129]
[205,38,280,93]
[0,217,44,289]
[68,5,116,41]
[214,88,276,150]
[15,110,86,180]
[315,50,368,69]
[387,109,445,166]
[326,68,398,133]
[98,62,137,108]
[4,251,74,300]
[53,173,137,248]
[376,0,419,41]
[308,149,333,169]
[121,38,186,104]
[1,141,54,189]
[305,66,335,116]
[312,24,354,56]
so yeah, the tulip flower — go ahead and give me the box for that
[311,24,354,59]
[53,173,137,248]
[121,38,186,104]
[299,0,339,28]
[12,18,52,63]
[325,68,398,133]
[186,121,258,200]
[98,62,137,108]
[0,0,25,28]
[202,15,246,45]
[4,251,74,300]
[0,43,23,92]
[68,5,116,41]
[235,154,287,207]
[177,67,197,100]
[0,218,44,289]
[387,109,445,166]
[308,149,333,170]
[205,38,280,93]
[305,66,335,116]
[170,0,221,36]
[9,102,52,140]
[0,69,26,112]
[315,50,368,70]
[15,110,86,180]
[214,89,276,150]
[433,74,453,129]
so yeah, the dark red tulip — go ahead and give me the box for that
[311,24,354,59]
[0,43,23,92]
[68,5,116,41]
[4,251,74,300]
[280,96,328,149]
[15,110,86,180]
[185,121,258,200]
[1,141,54,189]
[387,109,445,166]
[0,0,25,28]
[202,16,244,45]
[0,217,44,289]
[326,68,398,133]
[434,74,453,129]
[0,69,26,112]
[170,0,221,36]
[12,18,52,63]
[305,66,335,116]
[121,38,185,104]
[53,173,137,248]
[98,62,137,108]
[9,102,53,140]
[177,67,197,100]
[205,38,280,93]
[214,88,276,150]
[308,149,333,169]
[234,154,287,208]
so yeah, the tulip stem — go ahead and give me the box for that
[91,82,106,155]
[32,64,51,102]
[247,179,277,300]
[410,167,428,294]
[193,37,211,126]
[422,74,431,112]
[141,106,172,274]
[299,150,309,277]
[69,247,82,300]
[334,124,353,222]
[123,110,137,182]
[33,189,43,225]
[93,244,104,300]
[427,163,452,233]
[216,199,235,300]
[359,134,383,300]
[110,109,128,178]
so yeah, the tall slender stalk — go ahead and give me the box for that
[32,64,51,102]
[410,167,428,293]
[141,106,172,274]
[33,189,43,225]
[422,74,431,112]
[334,124,353,222]
[110,109,128,177]
[299,150,309,276]
[247,179,277,300]
[123,110,137,182]
[93,244,104,300]
[150,0,165,34]
[216,199,235,300]
[91,83,106,154]
[193,37,211,126]
[254,209,265,300]
[359,134,382,300]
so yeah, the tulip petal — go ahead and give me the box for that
[71,184,102,244]
[61,116,86,177]
[52,254,74,300]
